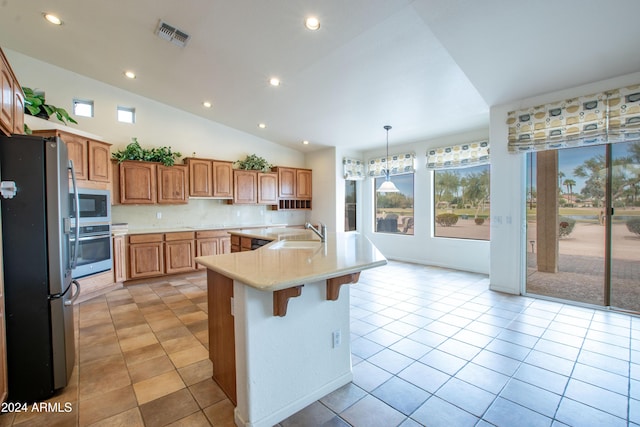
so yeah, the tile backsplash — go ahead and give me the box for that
[112,199,307,230]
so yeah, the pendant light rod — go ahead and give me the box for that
[377,125,400,193]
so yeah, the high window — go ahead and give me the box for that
[72,99,93,117]
[117,106,135,123]
[374,173,414,235]
[433,164,490,240]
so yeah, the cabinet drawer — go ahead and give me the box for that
[230,235,240,246]
[240,237,253,250]
[165,231,195,241]
[196,230,229,239]
[129,233,164,244]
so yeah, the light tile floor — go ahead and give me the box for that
[1,260,639,426]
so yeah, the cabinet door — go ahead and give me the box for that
[257,172,278,205]
[120,162,157,204]
[0,56,12,137]
[12,87,23,135]
[188,158,213,197]
[129,242,164,279]
[157,164,188,204]
[213,161,233,198]
[88,140,111,182]
[196,238,219,269]
[296,169,312,198]
[233,170,257,204]
[113,235,127,282]
[165,239,195,274]
[277,167,296,198]
[219,236,231,254]
[60,132,89,181]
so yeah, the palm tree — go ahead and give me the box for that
[558,171,565,195]
[563,179,576,204]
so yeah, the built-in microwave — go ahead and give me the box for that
[71,188,110,224]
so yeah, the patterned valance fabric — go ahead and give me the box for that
[507,83,640,153]
[367,152,415,177]
[426,141,489,170]
[343,157,365,180]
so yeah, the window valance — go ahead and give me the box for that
[507,83,640,153]
[367,152,415,177]
[426,141,489,170]
[343,157,365,180]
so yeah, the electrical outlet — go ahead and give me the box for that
[332,330,341,348]
[156,212,162,219]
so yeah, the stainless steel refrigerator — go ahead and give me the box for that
[0,134,80,403]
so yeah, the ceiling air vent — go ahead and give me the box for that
[156,20,190,47]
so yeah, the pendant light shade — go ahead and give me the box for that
[377,125,400,193]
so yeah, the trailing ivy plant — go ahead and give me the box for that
[234,154,273,172]
[111,138,182,166]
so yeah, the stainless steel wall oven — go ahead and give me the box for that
[71,188,112,278]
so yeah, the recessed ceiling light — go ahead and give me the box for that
[124,71,136,79]
[203,101,212,108]
[304,16,320,31]
[258,123,266,129]
[269,77,280,87]
[43,13,62,26]
[302,140,309,145]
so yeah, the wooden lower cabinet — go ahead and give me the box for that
[196,231,231,269]
[128,234,164,279]
[165,232,195,274]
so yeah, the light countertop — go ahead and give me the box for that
[195,232,387,291]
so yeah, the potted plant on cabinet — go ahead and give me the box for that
[234,154,273,172]
[22,86,78,134]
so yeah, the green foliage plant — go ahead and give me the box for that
[435,213,459,227]
[22,87,78,134]
[627,217,640,236]
[111,138,182,166]
[234,154,273,172]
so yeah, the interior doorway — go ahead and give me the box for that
[525,141,640,312]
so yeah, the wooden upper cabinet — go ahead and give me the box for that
[233,170,257,204]
[277,167,296,198]
[12,87,23,135]
[33,129,112,187]
[118,161,157,204]
[257,172,278,205]
[88,140,111,182]
[186,158,233,199]
[59,132,88,180]
[157,164,188,204]
[296,169,312,198]
[187,158,213,197]
[213,161,233,198]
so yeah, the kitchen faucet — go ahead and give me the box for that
[305,222,327,242]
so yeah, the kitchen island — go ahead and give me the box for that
[196,231,386,427]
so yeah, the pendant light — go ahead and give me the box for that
[377,125,400,193]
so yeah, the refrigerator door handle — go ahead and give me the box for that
[69,160,80,270]
[64,280,81,306]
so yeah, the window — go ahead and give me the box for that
[433,164,490,240]
[73,99,93,117]
[117,106,135,123]
[374,173,414,235]
[345,180,357,231]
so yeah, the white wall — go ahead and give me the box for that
[305,147,337,231]
[6,49,308,229]
[489,70,640,294]
[362,129,490,274]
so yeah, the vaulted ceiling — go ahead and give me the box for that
[1,0,639,152]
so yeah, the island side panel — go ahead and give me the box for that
[207,269,237,405]
[233,279,352,427]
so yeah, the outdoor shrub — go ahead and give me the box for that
[474,217,485,225]
[627,217,640,236]
[558,216,576,238]
[436,213,459,227]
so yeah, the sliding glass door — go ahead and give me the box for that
[526,141,640,312]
